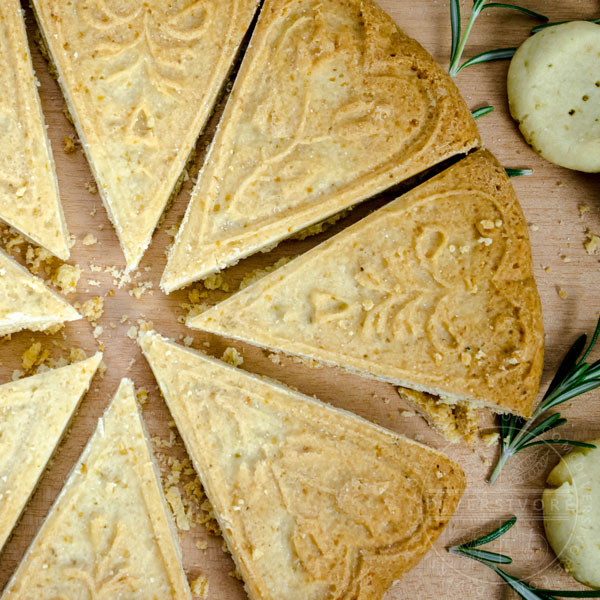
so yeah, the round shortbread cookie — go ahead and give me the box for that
[542,440,600,589]
[508,22,600,172]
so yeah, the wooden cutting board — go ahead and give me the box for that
[1,1,599,598]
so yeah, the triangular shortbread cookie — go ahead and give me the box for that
[0,0,69,260]
[31,0,261,270]
[139,330,465,599]
[161,0,480,292]
[2,379,192,599]
[0,353,102,551]
[0,250,80,336]
[189,150,544,417]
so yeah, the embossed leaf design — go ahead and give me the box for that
[80,0,214,117]
[64,515,140,599]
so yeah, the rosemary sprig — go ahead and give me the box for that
[449,0,548,77]
[532,18,600,34]
[449,517,600,599]
[489,317,600,485]
[472,105,494,119]
[505,167,533,177]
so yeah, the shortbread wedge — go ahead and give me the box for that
[0,0,69,260]
[189,150,544,417]
[0,353,102,551]
[1,379,192,600]
[161,0,480,292]
[0,250,80,336]
[31,0,261,270]
[139,330,466,600]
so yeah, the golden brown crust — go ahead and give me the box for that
[190,150,544,417]
[31,0,260,269]
[161,0,480,292]
[140,330,466,600]
[0,0,69,259]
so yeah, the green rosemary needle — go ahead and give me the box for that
[472,105,495,119]
[449,0,548,77]
[489,317,600,485]
[505,167,533,177]
[449,517,600,599]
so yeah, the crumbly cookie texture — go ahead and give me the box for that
[0,0,70,259]
[543,440,600,589]
[161,0,479,292]
[189,150,544,417]
[398,387,479,445]
[2,379,192,599]
[140,330,465,600]
[32,0,261,269]
[0,353,102,551]
[508,21,600,173]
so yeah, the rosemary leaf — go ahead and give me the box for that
[459,516,517,548]
[450,0,461,65]
[483,3,548,21]
[506,167,533,177]
[489,316,600,484]
[455,47,517,73]
[472,105,494,119]
[449,518,600,599]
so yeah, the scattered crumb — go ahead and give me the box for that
[12,369,24,381]
[25,245,54,274]
[97,360,107,378]
[578,203,589,217]
[190,576,209,598]
[52,264,81,295]
[529,223,539,232]
[136,387,148,405]
[22,342,42,370]
[268,353,282,365]
[127,325,138,340]
[239,257,292,289]
[195,540,208,551]
[557,287,568,300]
[481,431,500,448]
[82,233,98,246]
[183,336,194,347]
[202,273,229,292]
[584,230,600,255]
[69,348,87,363]
[63,135,77,154]
[79,296,104,322]
[221,347,243,367]
[165,486,190,531]
[560,254,571,263]
[85,181,98,195]
[400,410,416,418]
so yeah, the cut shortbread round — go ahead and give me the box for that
[543,440,600,589]
[508,21,600,173]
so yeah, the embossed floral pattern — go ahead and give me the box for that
[63,516,140,599]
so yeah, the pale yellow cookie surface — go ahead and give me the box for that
[508,21,600,173]
[543,440,600,589]
[2,379,192,600]
[140,330,465,600]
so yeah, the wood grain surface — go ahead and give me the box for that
[1,1,599,598]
